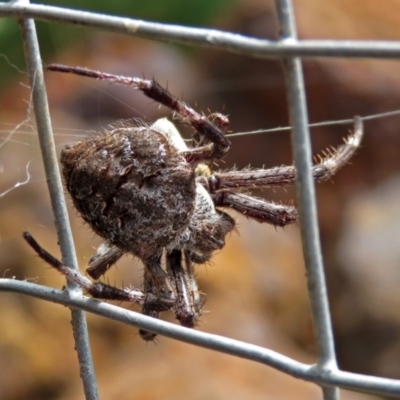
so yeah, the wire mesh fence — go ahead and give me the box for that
[1,1,400,399]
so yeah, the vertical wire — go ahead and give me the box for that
[17,2,99,399]
[273,1,339,399]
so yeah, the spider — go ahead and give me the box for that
[23,64,363,341]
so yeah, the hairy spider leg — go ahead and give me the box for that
[86,242,124,279]
[142,252,176,303]
[201,117,363,194]
[212,192,297,226]
[22,232,175,310]
[183,250,205,311]
[166,249,198,328]
[86,244,206,333]
[47,64,231,164]
[139,269,161,341]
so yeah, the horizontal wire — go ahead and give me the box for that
[2,3,400,60]
[1,279,400,398]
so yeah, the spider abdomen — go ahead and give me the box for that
[61,122,196,259]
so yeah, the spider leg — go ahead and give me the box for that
[143,253,175,300]
[166,249,199,328]
[183,251,206,318]
[139,270,161,342]
[212,192,297,226]
[47,64,231,163]
[138,253,177,341]
[22,232,174,309]
[200,117,363,192]
[86,242,124,279]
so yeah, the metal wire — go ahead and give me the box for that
[1,279,400,397]
[15,1,99,398]
[228,109,400,137]
[1,2,400,400]
[274,1,339,399]
[3,3,400,59]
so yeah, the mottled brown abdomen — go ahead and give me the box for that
[61,124,196,259]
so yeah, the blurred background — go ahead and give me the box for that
[1,0,400,399]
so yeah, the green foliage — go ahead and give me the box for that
[39,0,234,25]
[0,0,236,89]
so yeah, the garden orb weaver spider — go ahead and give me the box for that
[24,64,363,341]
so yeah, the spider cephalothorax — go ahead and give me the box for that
[24,64,363,341]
